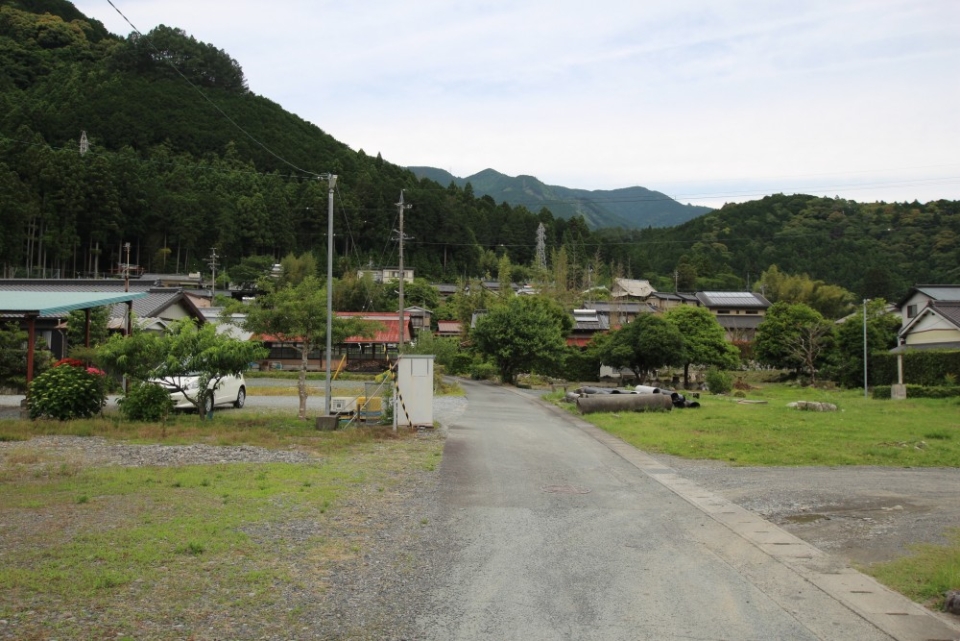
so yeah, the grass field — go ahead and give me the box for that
[0,413,442,639]
[555,384,960,467]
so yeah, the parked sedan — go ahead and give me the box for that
[152,373,247,413]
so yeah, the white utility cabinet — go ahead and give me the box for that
[394,354,434,427]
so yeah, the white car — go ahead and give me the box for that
[153,372,247,413]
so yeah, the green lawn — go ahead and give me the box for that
[560,385,960,467]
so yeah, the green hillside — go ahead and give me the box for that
[409,166,711,229]
[0,1,956,304]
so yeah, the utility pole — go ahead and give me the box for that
[124,242,132,336]
[535,223,546,271]
[323,174,338,416]
[207,247,219,297]
[396,191,412,354]
[863,298,869,399]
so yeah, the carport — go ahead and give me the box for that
[0,291,147,383]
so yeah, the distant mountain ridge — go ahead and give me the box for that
[409,167,712,229]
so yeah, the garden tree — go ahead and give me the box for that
[471,295,572,385]
[233,276,374,419]
[754,302,835,378]
[277,251,317,288]
[451,277,493,328]
[665,306,740,388]
[756,266,854,318]
[834,298,901,388]
[497,253,513,298]
[65,305,110,350]
[98,318,266,420]
[229,254,275,289]
[380,277,440,311]
[676,259,697,291]
[784,318,835,385]
[334,272,386,311]
[593,313,684,382]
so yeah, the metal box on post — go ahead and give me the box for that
[394,355,434,427]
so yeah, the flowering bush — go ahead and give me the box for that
[28,360,107,420]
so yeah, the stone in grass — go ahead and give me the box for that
[786,401,838,412]
[945,590,960,615]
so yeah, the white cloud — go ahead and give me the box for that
[74,0,960,206]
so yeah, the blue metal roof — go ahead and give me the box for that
[0,291,147,316]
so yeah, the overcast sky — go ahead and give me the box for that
[74,0,959,208]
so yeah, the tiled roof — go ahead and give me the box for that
[931,301,960,329]
[437,320,461,335]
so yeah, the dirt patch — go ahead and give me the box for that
[654,455,960,567]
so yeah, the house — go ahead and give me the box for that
[647,291,700,313]
[897,285,960,327]
[583,301,657,330]
[694,291,771,342]
[403,306,433,337]
[433,283,458,300]
[357,266,414,284]
[436,320,462,338]
[568,308,610,347]
[897,301,960,351]
[611,278,655,301]
[256,311,413,372]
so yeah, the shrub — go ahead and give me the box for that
[118,381,175,421]
[470,361,498,381]
[705,367,733,395]
[448,352,474,376]
[28,362,107,420]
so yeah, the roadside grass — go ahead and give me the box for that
[250,384,365,397]
[862,529,960,609]
[0,414,442,639]
[555,381,960,611]
[555,385,960,467]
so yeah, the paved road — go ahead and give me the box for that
[413,380,959,641]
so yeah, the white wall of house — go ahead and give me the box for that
[903,312,960,346]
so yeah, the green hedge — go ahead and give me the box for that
[870,350,960,387]
[872,384,960,400]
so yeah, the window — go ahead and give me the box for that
[907,304,918,318]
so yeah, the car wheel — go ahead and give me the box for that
[203,394,214,415]
[234,387,246,409]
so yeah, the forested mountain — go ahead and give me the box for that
[1,1,957,305]
[592,194,960,301]
[408,166,711,230]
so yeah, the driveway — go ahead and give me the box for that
[412,380,959,641]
